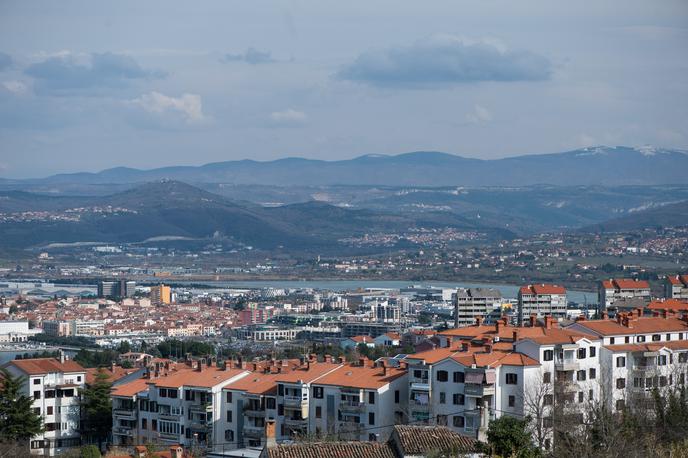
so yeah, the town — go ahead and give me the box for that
[1,270,688,457]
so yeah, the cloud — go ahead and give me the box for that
[466,104,492,123]
[2,81,28,95]
[268,109,307,127]
[337,35,552,88]
[130,91,205,123]
[24,52,165,93]
[222,48,275,65]
[0,52,12,71]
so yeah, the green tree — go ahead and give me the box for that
[486,415,540,458]
[80,369,112,449]
[120,359,134,369]
[0,368,43,443]
[79,444,101,458]
[8,304,18,315]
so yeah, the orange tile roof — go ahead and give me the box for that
[647,299,688,312]
[574,316,688,336]
[6,358,85,375]
[350,335,374,343]
[532,284,566,295]
[224,372,282,395]
[313,364,406,389]
[451,351,539,368]
[152,367,247,389]
[405,347,461,365]
[614,278,650,289]
[275,362,342,384]
[112,378,151,397]
[518,327,598,345]
[604,340,688,353]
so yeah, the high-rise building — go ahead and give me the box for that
[150,284,171,305]
[96,279,136,299]
[664,275,688,299]
[517,284,567,325]
[453,288,502,327]
[598,278,651,311]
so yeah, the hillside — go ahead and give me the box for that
[4,146,687,187]
[0,181,510,253]
[583,200,688,233]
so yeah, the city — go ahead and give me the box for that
[2,1,688,457]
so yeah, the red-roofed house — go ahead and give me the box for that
[517,284,567,325]
[598,278,651,310]
[665,274,688,299]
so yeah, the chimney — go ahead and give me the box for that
[512,330,520,342]
[399,361,408,370]
[662,309,669,319]
[475,316,483,326]
[382,366,387,376]
[501,316,508,326]
[265,419,277,448]
[461,342,469,352]
[496,320,501,333]
[601,311,609,320]
[324,354,332,364]
[169,445,183,458]
[635,307,644,319]
[544,316,554,329]
[529,314,537,328]
[111,362,117,373]
[653,310,660,317]
[576,314,586,322]
[616,313,624,324]
[58,349,65,364]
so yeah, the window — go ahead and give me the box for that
[186,390,195,401]
[33,378,40,385]
[543,372,551,384]
[637,336,646,343]
[369,433,377,441]
[453,393,465,405]
[453,371,464,383]
[278,404,283,416]
[658,355,668,366]
[142,418,147,430]
[625,336,630,343]
[395,390,400,403]
[47,406,53,415]
[159,388,167,398]
[589,389,594,401]
[577,370,586,381]
[453,416,465,428]
[33,408,40,415]
[225,430,234,442]
[439,392,446,404]
[413,369,422,379]
[679,353,688,363]
[660,376,668,387]
[616,356,626,368]
[314,387,323,399]
[578,348,587,359]
[508,395,515,407]
[226,410,232,422]
[578,391,584,403]
[506,373,518,385]
[679,333,684,340]
[652,334,661,342]
[589,346,596,358]
[616,378,626,389]
[278,384,284,396]
[436,415,447,426]
[610,337,615,344]
[544,394,553,406]
[267,398,276,409]
[589,368,596,379]
[315,406,322,419]
[368,391,375,404]
[616,399,625,411]
[152,419,157,431]
[168,389,178,399]
[543,350,554,361]
[437,370,448,382]
[33,391,40,400]
[666,334,672,341]
[76,376,81,382]
[368,412,375,425]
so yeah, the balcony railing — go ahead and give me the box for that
[283,418,307,428]
[243,425,264,438]
[283,396,303,408]
[464,383,495,397]
[339,401,366,413]
[409,400,430,412]
[113,427,134,437]
[554,359,579,371]
[113,408,136,418]
[190,403,212,413]
[244,408,266,417]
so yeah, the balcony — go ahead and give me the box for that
[113,427,134,437]
[243,425,264,439]
[190,403,212,413]
[554,359,579,371]
[464,383,495,397]
[113,409,136,419]
[339,401,366,413]
[409,399,430,412]
[338,420,363,435]
[283,396,303,408]
[283,418,307,429]
[244,408,266,418]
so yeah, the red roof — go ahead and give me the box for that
[613,279,650,290]
[520,284,566,295]
[647,299,688,312]
[6,358,85,375]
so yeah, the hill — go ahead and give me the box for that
[0,181,510,253]
[5,146,687,187]
[583,200,688,233]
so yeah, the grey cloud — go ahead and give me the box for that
[222,48,275,65]
[24,52,165,93]
[337,35,552,88]
[0,52,12,71]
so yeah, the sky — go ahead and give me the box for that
[0,1,687,178]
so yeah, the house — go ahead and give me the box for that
[341,335,376,350]
[374,332,401,347]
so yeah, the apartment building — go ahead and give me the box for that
[598,278,651,311]
[151,284,171,306]
[42,320,73,337]
[453,288,502,327]
[4,357,86,456]
[517,284,567,326]
[309,358,408,442]
[665,274,688,299]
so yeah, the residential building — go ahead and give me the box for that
[517,284,567,325]
[598,279,651,311]
[42,320,73,337]
[665,275,688,299]
[151,284,172,306]
[3,357,86,456]
[453,288,502,327]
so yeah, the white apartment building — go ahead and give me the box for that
[598,278,651,311]
[665,275,688,299]
[4,357,86,456]
[0,320,39,342]
[517,284,567,326]
[453,288,502,327]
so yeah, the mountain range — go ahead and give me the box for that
[2,146,687,187]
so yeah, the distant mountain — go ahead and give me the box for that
[4,146,687,187]
[0,180,510,252]
[583,200,688,233]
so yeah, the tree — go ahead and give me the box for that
[485,415,540,458]
[80,369,112,449]
[117,341,131,354]
[120,359,134,369]
[8,304,18,315]
[0,368,43,443]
